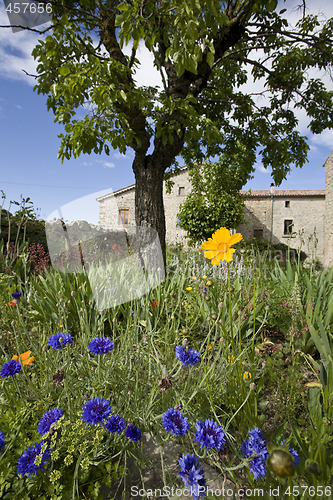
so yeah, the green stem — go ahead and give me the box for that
[227,262,235,356]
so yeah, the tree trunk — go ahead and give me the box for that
[132,153,166,273]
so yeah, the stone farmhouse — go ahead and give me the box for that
[97,151,333,266]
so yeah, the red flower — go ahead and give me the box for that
[151,301,158,307]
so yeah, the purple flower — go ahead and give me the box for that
[162,408,190,437]
[194,419,226,451]
[105,415,126,433]
[48,332,73,350]
[81,397,112,425]
[88,337,114,355]
[125,424,142,442]
[1,359,21,378]
[175,345,201,366]
[178,453,206,499]
[17,441,50,478]
[0,430,5,451]
[250,456,267,480]
[37,408,63,435]
[242,427,269,481]
[11,292,21,300]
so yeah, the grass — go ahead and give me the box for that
[0,237,332,500]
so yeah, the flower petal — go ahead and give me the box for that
[204,250,217,260]
[223,248,236,262]
[211,254,223,266]
[212,227,231,244]
[228,232,243,247]
[201,239,217,251]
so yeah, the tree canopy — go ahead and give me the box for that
[4,0,333,264]
[177,152,252,243]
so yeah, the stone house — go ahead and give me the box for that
[97,151,333,266]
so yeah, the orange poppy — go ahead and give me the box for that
[12,350,35,366]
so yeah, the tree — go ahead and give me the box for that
[3,0,333,267]
[177,151,251,243]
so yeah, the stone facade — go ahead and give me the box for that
[97,153,333,266]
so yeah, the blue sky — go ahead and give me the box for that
[0,1,332,225]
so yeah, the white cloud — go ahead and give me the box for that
[310,129,333,148]
[257,164,271,174]
[103,161,115,168]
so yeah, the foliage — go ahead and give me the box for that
[178,155,248,243]
[0,231,332,497]
[19,0,333,260]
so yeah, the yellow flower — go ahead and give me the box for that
[192,276,196,280]
[186,286,192,291]
[206,280,212,286]
[207,344,212,350]
[201,227,243,265]
[202,276,207,279]
[243,371,252,380]
[12,350,35,366]
[228,355,235,364]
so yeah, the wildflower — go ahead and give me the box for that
[105,415,126,433]
[1,359,21,378]
[206,280,212,286]
[5,299,17,306]
[0,430,5,451]
[11,292,22,300]
[37,408,63,435]
[243,371,252,380]
[207,345,212,350]
[17,441,50,478]
[81,397,112,425]
[227,355,235,364]
[162,408,190,437]
[48,332,73,350]
[202,276,207,279]
[202,288,207,294]
[192,276,196,280]
[194,419,226,451]
[241,427,269,481]
[125,424,142,442]
[88,337,114,355]
[201,227,243,265]
[175,345,201,367]
[151,300,158,307]
[178,453,206,499]
[186,286,192,291]
[12,350,35,366]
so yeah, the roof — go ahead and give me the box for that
[240,190,325,197]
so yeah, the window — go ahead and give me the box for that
[253,229,263,238]
[285,200,290,207]
[284,219,293,235]
[178,187,185,196]
[176,216,181,229]
[118,209,129,225]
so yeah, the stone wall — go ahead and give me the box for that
[324,152,333,266]
[97,154,333,266]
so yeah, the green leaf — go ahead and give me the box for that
[206,51,214,68]
[59,67,70,76]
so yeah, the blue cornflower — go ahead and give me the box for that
[175,345,201,367]
[48,332,73,350]
[1,359,21,378]
[88,337,114,355]
[178,453,207,500]
[125,424,142,442]
[280,441,300,466]
[194,419,226,451]
[242,427,269,481]
[37,408,63,435]
[0,430,5,451]
[105,415,126,433]
[162,408,190,437]
[249,456,267,481]
[11,292,22,300]
[17,441,50,478]
[81,397,112,425]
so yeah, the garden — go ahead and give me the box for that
[0,203,332,500]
